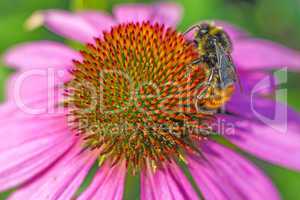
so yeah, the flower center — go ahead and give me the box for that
[65,22,215,171]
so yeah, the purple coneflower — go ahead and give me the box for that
[1,2,300,200]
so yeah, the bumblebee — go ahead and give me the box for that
[184,22,240,113]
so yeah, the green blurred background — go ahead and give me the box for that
[0,0,299,199]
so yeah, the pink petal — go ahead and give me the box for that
[0,90,67,122]
[9,148,97,200]
[6,68,70,104]
[3,41,80,70]
[233,38,300,71]
[141,161,199,200]
[44,10,100,43]
[187,141,280,200]
[113,4,153,23]
[113,3,182,27]
[3,87,66,118]
[150,3,182,27]
[229,70,276,97]
[0,114,67,151]
[78,11,116,34]
[0,104,75,192]
[4,55,71,114]
[221,94,300,171]
[0,99,59,124]
[0,128,76,191]
[77,161,126,200]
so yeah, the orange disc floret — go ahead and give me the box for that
[64,22,213,171]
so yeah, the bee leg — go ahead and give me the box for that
[190,58,202,65]
[196,69,213,100]
[207,70,214,86]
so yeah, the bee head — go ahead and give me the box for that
[193,22,232,52]
[195,23,210,40]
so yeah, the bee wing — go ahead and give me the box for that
[215,44,237,88]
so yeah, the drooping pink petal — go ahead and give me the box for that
[6,67,70,104]
[0,87,68,124]
[233,69,277,96]
[8,147,97,200]
[3,41,80,70]
[221,94,300,171]
[0,91,66,125]
[0,114,67,151]
[3,85,65,118]
[187,141,280,200]
[233,38,300,71]
[77,161,126,200]
[4,51,71,114]
[113,3,182,27]
[0,103,75,192]
[44,10,100,43]
[0,102,34,122]
[141,161,199,200]
[77,11,116,34]
[0,126,76,192]
[150,3,182,27]
[113,4,154,23]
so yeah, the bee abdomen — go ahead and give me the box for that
[197,85,235,111]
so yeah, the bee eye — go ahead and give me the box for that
[197,30,207,38]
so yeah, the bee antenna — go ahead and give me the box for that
[183,25,201,36]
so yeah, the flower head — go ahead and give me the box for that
[1,2,300,200]
[65,21,210,171]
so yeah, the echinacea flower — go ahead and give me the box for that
[1,2,300,200]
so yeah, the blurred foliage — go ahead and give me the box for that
[71,0,109,10]
[0,0,300,199]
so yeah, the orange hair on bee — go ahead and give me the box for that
[198,85,235,110]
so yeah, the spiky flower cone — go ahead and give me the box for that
[65,22,216,171]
